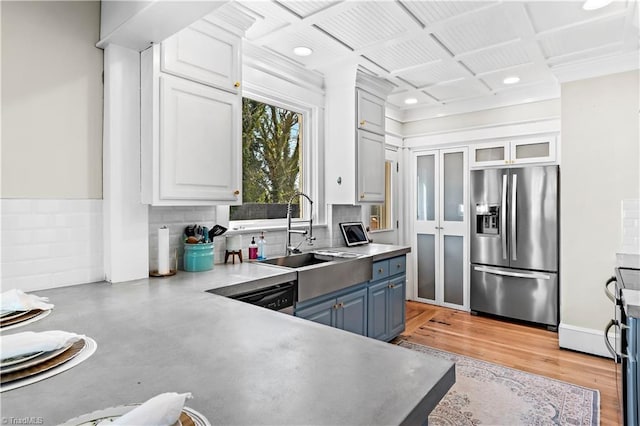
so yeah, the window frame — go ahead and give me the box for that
[227,89,324,231]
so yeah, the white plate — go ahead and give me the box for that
[60,405,211,426]
[0,351,44,368]
[0,310,29,321]
[0,341,74,374]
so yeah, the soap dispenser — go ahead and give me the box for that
[257,232,266,260]
[249,236,258,260]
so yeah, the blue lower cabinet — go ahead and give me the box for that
[295,298,335,327]
[367,274,406,341]
[295,285,368,336]
[627,317,638,426]
[336,288,368,335]
[388,276,406,338]
[368,280,390,341]
[296,255,408,341]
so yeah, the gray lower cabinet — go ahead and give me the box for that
[368,256,406,341]
[295,285,368,336]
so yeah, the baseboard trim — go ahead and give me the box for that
[558,323,614,358]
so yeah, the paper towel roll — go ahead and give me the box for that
[158,227,170,274]
[226,235,242,251]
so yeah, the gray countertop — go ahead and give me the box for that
[1,243,454,425]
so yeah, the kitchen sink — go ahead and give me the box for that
[256,251,372,302]
[259,252,332,268]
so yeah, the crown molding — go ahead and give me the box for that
[243,42,325,93]
[551,50,639,84]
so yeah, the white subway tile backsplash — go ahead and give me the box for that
[148,205,218,271]
[1,199,104,292]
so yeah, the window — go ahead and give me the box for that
[230,98,305,222]
[366,160,393,231]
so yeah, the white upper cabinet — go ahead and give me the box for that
[510,136,557,165]
[158,75,241,203]
[141,27,242,206]
[161,21,241,94]
[357,89,385,136]
[470,135,557,168]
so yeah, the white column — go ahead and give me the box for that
[103,44,149,282]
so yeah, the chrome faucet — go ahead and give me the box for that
[286,192,315,255]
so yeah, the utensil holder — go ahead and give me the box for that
[184,243,214,272]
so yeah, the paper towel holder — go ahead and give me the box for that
[150,248,178,277]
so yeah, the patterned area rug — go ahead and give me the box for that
[398,341,600,426]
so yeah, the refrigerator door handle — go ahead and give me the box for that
[511,174,518,261]
[473,266,551,280]
[501,174,507,260]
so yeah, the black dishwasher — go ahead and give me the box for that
[226,282,297,315]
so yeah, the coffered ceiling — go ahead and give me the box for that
[217,0,639,118]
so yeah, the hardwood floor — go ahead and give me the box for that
[396,301,621,425]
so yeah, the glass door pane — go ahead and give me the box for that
[443,235,464,305]
[417,234,436,300]
[417,155,435,221]
[443,152,464,222]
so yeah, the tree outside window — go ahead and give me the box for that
[231,98,303,221]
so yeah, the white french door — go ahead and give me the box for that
[412,147,469,310]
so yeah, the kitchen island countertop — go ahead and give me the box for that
[1,243,454,425]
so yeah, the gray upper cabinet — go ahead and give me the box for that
[325,68,393,205]
[357,131,385,202]
[357,89,385,136]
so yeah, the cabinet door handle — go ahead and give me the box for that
[378,268,384,274]
[360,120,366,126]
[233,190,240,195]
[360,193,365,199]
[396,263,401,269]
[234,81,241,88]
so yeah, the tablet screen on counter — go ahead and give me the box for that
[339,222,369,246]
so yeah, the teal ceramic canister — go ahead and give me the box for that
[183,242,214,272]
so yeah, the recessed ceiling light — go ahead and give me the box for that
[293,46,313,57]
[404,98,418,105]
[503,76,520,85]
[583,0,613,10]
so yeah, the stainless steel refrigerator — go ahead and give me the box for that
[470,165,559,328]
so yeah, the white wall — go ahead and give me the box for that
[1,1,103,199]
[559,71,640,352]
[0,2,105,291]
